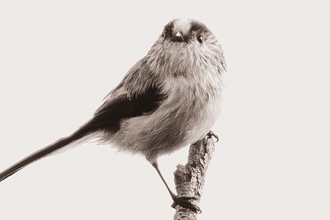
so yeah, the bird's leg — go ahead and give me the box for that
[152,162,202,213]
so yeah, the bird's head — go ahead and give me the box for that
[146,18,226,77]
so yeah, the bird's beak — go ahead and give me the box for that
[175,32,182,38]
[173,32,184,42]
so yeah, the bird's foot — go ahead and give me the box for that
[171,195,202,214]
[206,130,219,142]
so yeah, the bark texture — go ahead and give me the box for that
[173,135,216,220]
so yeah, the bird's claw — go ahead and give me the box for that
[206,130,219,143]
[171,196,202,214]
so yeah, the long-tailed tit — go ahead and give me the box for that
[0,18,226,213]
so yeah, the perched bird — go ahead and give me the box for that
[0,18,225,213]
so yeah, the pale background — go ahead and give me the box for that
[0,1,329,219]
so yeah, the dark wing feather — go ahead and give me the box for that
[84,84,167,133]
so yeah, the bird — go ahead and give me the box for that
[0,18,226,213]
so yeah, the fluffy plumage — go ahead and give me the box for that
[0,18,226,196]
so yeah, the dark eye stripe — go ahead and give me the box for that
[189,21,209,34]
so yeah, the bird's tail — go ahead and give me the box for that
[0,125,93,183]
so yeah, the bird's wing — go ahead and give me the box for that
[82,58,167,134]
[82,87,166,134]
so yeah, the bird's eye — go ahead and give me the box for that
[197,35,203,43]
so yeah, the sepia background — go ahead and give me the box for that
[1,0,329,219]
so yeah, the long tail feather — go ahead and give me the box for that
[0,127,92,182]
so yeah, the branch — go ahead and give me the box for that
[173,134,216,220]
